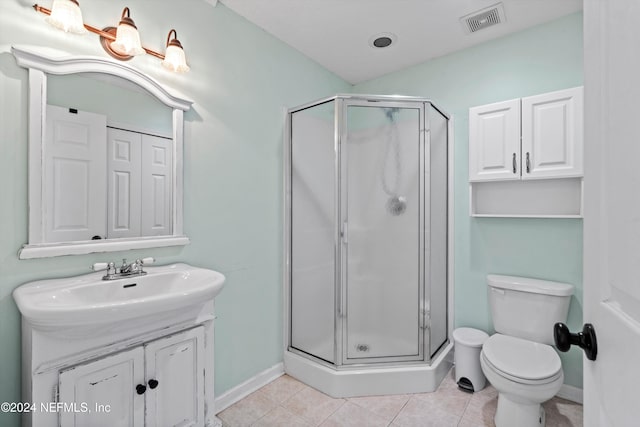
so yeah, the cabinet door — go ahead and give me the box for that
[144,327,205,427]
[58,347,145,427]
[521,87,584,179]
[469,99,521,181]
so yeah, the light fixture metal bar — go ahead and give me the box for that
[33,4,165,60]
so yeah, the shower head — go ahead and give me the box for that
[383,107,400,122]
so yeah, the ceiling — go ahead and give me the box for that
[219,0,583,84]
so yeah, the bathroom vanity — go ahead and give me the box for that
[13,263,225,427]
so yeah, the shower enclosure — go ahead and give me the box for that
[284,94,452,397]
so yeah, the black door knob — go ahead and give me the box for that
[554,323,598,361]
[136,384,147,395]
[148,379,159,389]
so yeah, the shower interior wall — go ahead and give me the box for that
[287,96,449,375]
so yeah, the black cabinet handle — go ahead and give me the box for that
[136,384,147,395]
[554,322,598,361]
[148,379,159,389]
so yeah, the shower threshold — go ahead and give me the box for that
[283,342,453,398]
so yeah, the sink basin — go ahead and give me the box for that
[13,263,225,331]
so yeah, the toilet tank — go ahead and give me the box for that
[487,274,574,345]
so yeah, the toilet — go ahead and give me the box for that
[480,274,574,427]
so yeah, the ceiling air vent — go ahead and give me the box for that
[460,3,506,34]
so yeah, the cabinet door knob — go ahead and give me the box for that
[526,152,531,173]
[136,384,147,395]
[512,153,517,174]
[148,379,159,389]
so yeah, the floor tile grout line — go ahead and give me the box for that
[387,394,414,427]
[346,395,410,425]
[316,399,347,426]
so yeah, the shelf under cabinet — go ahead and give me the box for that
[469,178,583,218]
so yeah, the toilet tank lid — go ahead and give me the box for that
[487,274,574,296]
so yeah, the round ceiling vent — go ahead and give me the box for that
[369,33,397,49]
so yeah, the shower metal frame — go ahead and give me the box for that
[284,94,452,371]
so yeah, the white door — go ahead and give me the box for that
[44,105,106,242]
[144,327,205,427]
[521,87,583,179]
[141,134,173,236]
[107,128,142,239]
[583,0,640,425]
[58,347,145,427]
[469,99,521,181]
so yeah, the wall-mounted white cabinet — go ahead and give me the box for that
[469,87,584,217]
[469,99,521,181]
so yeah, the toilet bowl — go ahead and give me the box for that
[481,334,564,427]
[481,275,574,427]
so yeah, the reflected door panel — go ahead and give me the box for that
[107,128,142,239]
[45,105,107,242]
[141,134,173,236]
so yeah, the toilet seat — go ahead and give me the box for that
[482,334,562,385]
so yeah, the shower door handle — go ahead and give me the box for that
[341,222,348,245]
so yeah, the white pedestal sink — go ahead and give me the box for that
[13,263,225,427]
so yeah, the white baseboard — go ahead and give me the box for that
[214,363,285,413]
[557,383,583,404]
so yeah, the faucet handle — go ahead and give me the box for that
[92,262,109,272]
[92,261,116,278]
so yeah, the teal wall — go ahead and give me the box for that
[354,12,585,388]
[0,1,349,425]
[0,3,585,425]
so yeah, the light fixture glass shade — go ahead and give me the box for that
[111,22,145,56]
[110,8,145,57]
[46,0,86,34]
[162,44,190,73]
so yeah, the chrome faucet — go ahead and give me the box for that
[92,257,155,280]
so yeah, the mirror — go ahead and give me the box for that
[12,45,193,259]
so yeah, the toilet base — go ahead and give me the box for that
[495,393,546,427]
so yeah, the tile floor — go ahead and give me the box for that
[218,369,583,427]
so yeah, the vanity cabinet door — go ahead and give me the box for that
[144,327,205,427]
[58,347,145,427]
[469,99,521,181]
[521,87,584,179]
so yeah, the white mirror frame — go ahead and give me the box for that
[12,45,193,259]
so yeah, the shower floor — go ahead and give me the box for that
[217,368,583,427]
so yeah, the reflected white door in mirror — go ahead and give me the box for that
[11,45,193,259]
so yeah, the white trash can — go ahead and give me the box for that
[453,327,489,393]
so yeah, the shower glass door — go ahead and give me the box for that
[290,100,337,363]
[341,101,425,363]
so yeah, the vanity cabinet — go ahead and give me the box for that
[58,327,205,427]
[468,87,584,217]
[469,87,584,182]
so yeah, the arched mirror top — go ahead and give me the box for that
[11,45,193,111]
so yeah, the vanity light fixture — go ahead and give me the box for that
[32,2,190,72]
[45,0,86,34]
[161,30,190,73]
[108,7,145,58]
